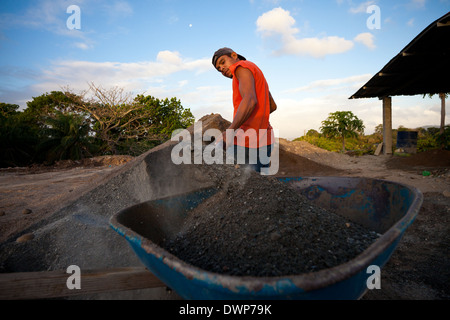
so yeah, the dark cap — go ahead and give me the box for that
[212,47,246,69]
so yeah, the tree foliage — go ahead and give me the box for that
[38,111,94,163]
[423,92,448,147]
[416,125,450,151]
[296,123,448,156]
[0,84,195,166]
[320,111,365,152]
[63,83,195,155]
[0,103,40,167]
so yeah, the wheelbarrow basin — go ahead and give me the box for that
[109,176,422,300]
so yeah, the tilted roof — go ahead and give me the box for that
[350,12,450,99]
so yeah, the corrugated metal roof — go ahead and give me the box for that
[350,12,450,99]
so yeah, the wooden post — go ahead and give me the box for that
[440,93,446,135]
[382,96,393,155]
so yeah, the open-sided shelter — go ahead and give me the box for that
[350,12,450,154]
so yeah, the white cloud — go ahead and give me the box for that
[392,98,446,130]
[74,42,92,50]
[256,7,354,58]
[285,74,372,93]
[284,36,354,58]
[256,7,299,37]
[269,94,382,139]
[272,73,448,139]
[157,50,183,65]
[354,32,376,50]
[272,84,447,139]
[0,0,83,36]
[269,73,380,138]
[183,86,234,122]
[31,51,212,95]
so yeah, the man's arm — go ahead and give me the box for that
[269,91,277,113]
[227,66,257,130]
[220,66,257,149]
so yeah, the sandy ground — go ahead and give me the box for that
[0,115,449,300]
[0,156,133,244]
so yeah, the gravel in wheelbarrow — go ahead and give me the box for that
[161,167,381,277]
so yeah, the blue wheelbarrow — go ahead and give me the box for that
[110,176,423,299]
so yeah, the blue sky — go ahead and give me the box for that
[0,0,449,139]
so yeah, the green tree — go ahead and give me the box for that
[374,124,383,135]
[2,92,89,165]
[22,91,87,146]
[423,93,448,148]
[305,129,320,137]
[24,91,81,121]
[38,111,94,163]
[0,103,40,167]
[133,94,195,139]
[64,83,195,155]
[0,102,20,116]
[2,84,196,165]
[320,111,365,152]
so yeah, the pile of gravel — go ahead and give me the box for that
[162,169,380,277]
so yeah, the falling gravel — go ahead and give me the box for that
[162,167,380,277]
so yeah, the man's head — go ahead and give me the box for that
[212,47,246,78]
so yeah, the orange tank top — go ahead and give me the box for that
[229,60,274,148]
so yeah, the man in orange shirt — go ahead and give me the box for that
[212,47,277,173]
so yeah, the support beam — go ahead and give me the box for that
[382,96,393,155]
[437,21,450,27]
[439,93,446,135]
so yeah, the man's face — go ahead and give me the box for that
[215,53,239,79]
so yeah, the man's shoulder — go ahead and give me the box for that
[234,60,262,74]
[238,60,257,67]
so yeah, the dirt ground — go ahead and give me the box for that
[0,155,134,244]
[0,119,449,299]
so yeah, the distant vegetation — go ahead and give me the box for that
[0,83,194,168]
[319,111,365,153]
[2,97,448,168]
[295,111,449,156]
